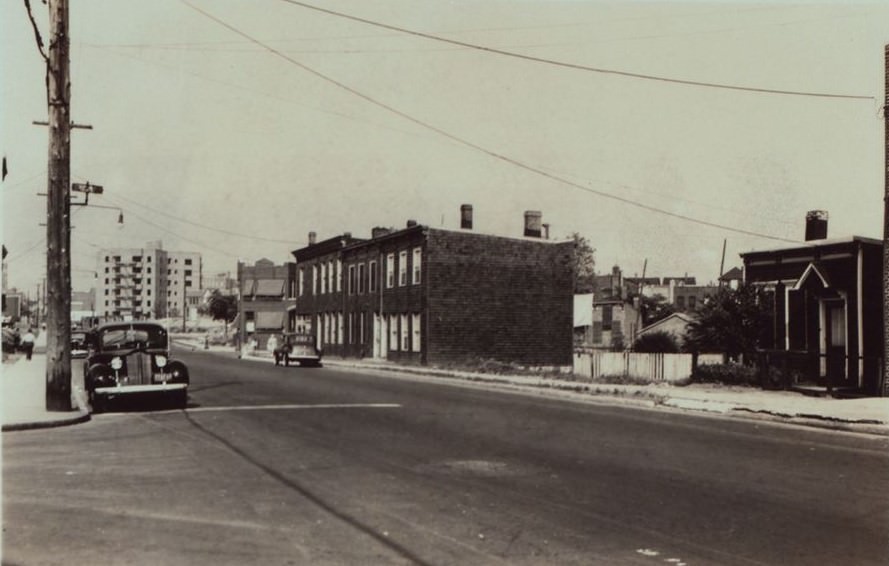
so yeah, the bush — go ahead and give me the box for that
[633,331,679,353]
[691,362,758,386]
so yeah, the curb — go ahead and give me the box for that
[2,411,91,432]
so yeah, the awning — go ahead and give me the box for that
[255,311,284,330]
[241,280,255,296]
[254,279,285,297]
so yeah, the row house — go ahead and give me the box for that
[292,208,575,367]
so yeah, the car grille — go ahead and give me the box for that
[120,352,153,386]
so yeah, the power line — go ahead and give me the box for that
[276,0,875,101]
[103,193,307,245]
[181,1,801,245]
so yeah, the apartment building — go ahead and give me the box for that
[95,241,201,320]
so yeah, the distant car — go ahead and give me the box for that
[83,321,189,412]
[71,331,89,359]
[274,332,322,367]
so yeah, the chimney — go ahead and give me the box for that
[308,231,317,245]
[460,204,473,229]
[406,219,418,228]
[524,210,542,238]
[542,223,550,240]
[805,210,828,241]
[371,227,391,239]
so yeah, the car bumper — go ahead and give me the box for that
[95,383,187,395]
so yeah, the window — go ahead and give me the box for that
[185,281,192,288]
[369,261,378,293]
[337,313,344,345]
[299,268,305,296]
[320,263,327,294]
[104,289,109,295]
[104,267,109,273]
[389,314,399,351]
[147,267,151,274]
[412,313,421,352]
[312,265,318,295]
[412,248,422,284]
[360,312,365,344]
[602,305,613,331]
[677,296,686,310]
[348,265,356,295]
[358,263,366,294]
[185,270,192,276]
[185,259,192,265]
[133,256,142,262]
[386,253,395,288]
[336,260,342,292]
[688,296,697,310]
[398,251,408,286]
[400,314,409,351]
[327,260,334,293]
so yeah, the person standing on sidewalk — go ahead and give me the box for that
[20,328,35,360]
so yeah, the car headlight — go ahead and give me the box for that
[155,355,167,368]
[110,357,123,370]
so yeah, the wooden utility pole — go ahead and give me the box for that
[883,43,889,396]
[45,0,72,411]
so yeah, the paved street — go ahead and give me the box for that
[4,348,889,565]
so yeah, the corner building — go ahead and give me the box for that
[293,219,575,368]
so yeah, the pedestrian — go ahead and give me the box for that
[21,328,35,361]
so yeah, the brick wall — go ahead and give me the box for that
[425,229,574,366]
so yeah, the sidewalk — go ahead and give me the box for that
[2,353,90,432]
[223,341,889,434]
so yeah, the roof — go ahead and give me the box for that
[719,266,743,281]
[292,234,365,262]
[740,235,882,257]
[640,312,697,334]
[95,320,167,331]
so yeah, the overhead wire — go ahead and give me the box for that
[181,1,802,244]
[276,0,875,101]
[102,193,307,246]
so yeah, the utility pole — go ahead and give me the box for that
[45,0,72,411]
[883,43,889,396]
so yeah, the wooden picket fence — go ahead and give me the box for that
[573,350,709,383]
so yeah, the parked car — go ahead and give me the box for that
[71,330,89,359]
[83,321,189,411]
[274,332,322,367]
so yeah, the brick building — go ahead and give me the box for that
[291,210,575,367]
[237,258,297,351]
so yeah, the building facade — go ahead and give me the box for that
[237,258,297,351]
[742,236,883,395]
[292,215,574,367]
[95,241,202,320]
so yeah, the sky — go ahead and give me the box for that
[2,0,887,296]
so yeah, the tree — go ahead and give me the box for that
[207,291,238,325]
[633,331,680,353]
[684,284,772,361]
[570,232,596,293]
[638,293,676,326]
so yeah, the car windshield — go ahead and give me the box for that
[99,325,167,350]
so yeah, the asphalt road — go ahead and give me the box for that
[3,348,888,565]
